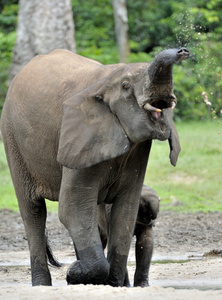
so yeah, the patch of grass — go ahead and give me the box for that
[0,120,221,213]
[45,200,58,213]
[152,259,190,264]
[0,140,18,210]
[144,120,222,213]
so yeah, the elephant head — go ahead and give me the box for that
[136,186,160,226]
[57,48,189,169]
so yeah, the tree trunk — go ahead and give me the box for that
[9,0,76,83]
[112,0,130,63]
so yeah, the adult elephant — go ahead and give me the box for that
[1,47,189,286]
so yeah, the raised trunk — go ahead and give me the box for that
[148,48,189,84]
[143,48,190,117]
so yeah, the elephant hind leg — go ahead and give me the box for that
[21,197,52,286]
[11,185,52,285]
[4,147,52,285]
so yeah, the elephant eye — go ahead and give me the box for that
[122,81,131,90]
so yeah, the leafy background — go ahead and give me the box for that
[0,0,222,120]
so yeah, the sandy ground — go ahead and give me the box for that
[0,209,222,299]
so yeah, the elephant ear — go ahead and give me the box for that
[57,87,130,169]
[165,109,181,167]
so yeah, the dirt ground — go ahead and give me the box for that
[0,209,222,299]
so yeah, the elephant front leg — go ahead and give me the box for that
[134,224,153,287]
[106,193,140,287]
[59,169,109,285]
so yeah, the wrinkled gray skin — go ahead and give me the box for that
[1,48,189,286]
[98,185,159,287]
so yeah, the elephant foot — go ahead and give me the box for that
[105,274,125,287]
[66,259,110,285]
[31,257,52,286]
[32,277,52,286]
[105,252,129,287]
[134,280,149,287]
[123,270,131,287]
[134,274,149,287]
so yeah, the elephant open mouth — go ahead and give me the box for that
[143,98,176,120]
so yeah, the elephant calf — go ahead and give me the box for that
[97,185,160,287]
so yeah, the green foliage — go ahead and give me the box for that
[0,1,18,111]
[0,2,18,33]
[160,0,222,120]
[77,45,119,64]
[72,0,115,51]
[127,0,173,52]
[127,0,222,120]
[0,0,222,120]
[0,31,16,111]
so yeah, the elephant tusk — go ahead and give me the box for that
[143,103,162,113]
[171,101,176,109]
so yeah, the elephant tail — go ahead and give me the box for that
[45,228,63,268]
